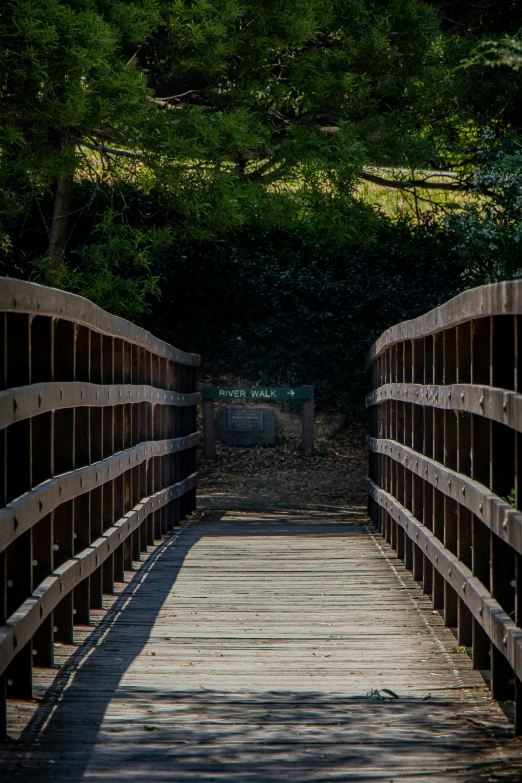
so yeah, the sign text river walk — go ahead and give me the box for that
[202,387,313,401]
[201,385,315,459]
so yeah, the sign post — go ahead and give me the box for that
[201,386,314,458]
[202,396,217,460]
[300,385,315,457]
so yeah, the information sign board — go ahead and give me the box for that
[202,387,312,401]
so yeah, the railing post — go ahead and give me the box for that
[202,393,216,460]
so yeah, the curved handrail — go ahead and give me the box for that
[367,279,522,365]
[0,278,199,366]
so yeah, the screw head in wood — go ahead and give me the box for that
[503,401,508,411]
[435,555,438,562]
[461,487,465,495]
[448,568,452,576]
[479,606,483,616]
[503,520,508,530]
[479,503,483,512]
[503,636,508,647]
[479,396,484,408]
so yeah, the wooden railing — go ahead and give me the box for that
[367,280,522,732]
[0,279,199,735]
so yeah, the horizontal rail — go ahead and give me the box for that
[0,434,200,554]
[0,278,199,366]
[0,278,200,737]
[0,382,200,430]
[369,481,522,683]
[367,383,522,432]
[369,438,521,553]
[367,279,522,364]
[367,280,522,732]
[0,473,198,678]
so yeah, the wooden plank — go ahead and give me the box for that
[369,481,522,684]
[367,382,522,436]
[2,513,521,781]
[0,474,198,679]
[0,435,200,555]
[369,437,522,554]
[0,382,200,431]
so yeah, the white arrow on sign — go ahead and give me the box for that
[287,390,295,397]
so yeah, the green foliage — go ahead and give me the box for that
[150,221,462,410]
[446,137,522,286]
[31,211,165,319]
[4,0,514,269]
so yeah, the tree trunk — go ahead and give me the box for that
[48,176,73,269]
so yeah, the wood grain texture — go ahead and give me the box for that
[0,435,200,554]
[366,382,522,433]
[2,511,522,782]
[0,474,198,678]
[368,437,520,549]
[366,279,522,364]
[0,278,200,366]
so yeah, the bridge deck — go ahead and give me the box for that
[2,511,521,782]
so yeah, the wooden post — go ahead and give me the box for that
[202,394,217,460]
[301,386,314,456]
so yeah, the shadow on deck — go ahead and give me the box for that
[1,511,521,782]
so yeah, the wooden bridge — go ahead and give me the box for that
[2,278,522,781]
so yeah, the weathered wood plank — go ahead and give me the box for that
[2,512,522,781]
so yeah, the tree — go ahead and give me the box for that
[1,0,522,309]
[0,1,458,259]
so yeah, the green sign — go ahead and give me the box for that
[202,386,313,401]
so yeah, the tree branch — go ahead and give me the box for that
[81,140,142,159]
[360,169,468,191]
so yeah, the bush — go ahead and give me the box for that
[149,222,463,410]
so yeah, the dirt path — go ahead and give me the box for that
[197,415,368,510]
